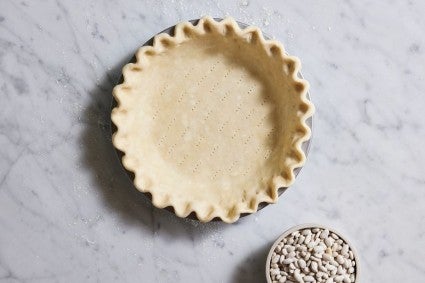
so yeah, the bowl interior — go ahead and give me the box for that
[265,224,360,283]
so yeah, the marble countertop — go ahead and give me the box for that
[1,0,425,282]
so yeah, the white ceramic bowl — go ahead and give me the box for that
[265,224,360,283]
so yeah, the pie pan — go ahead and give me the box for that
[111,17,314,223]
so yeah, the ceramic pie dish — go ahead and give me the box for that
[111,16,314,223]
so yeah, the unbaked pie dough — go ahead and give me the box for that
[112,16,314,223]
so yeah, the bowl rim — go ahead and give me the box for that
[265,223,360,283]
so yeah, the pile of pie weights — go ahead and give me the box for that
[268,227,356,283]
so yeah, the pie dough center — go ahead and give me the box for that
[143,35,284,186]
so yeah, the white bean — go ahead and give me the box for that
[343,259,351,269]
[305,234,312,244]
[297,245,307,252]
[294,270,303,283]
[322,253,332,262]
[341,245,349,256]
[287,245,296,252]
[292,231,301,237]
[330,260,339,267]
[324,237,334,247]
[304,275,315,282]
[307,241,317,249]
[320,229,329,239]
[336,255,344,265]
[297,235,305,245]
[319,265,327,272]
[314,245,325,253]
[272,255,281,263]
[287,251,296,259]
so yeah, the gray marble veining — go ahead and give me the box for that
[1,0,424,282]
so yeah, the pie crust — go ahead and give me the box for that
[111,16,314,223]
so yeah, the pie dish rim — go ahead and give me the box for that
[111,16,315,223]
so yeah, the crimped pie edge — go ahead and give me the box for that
[111,16,315,223]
